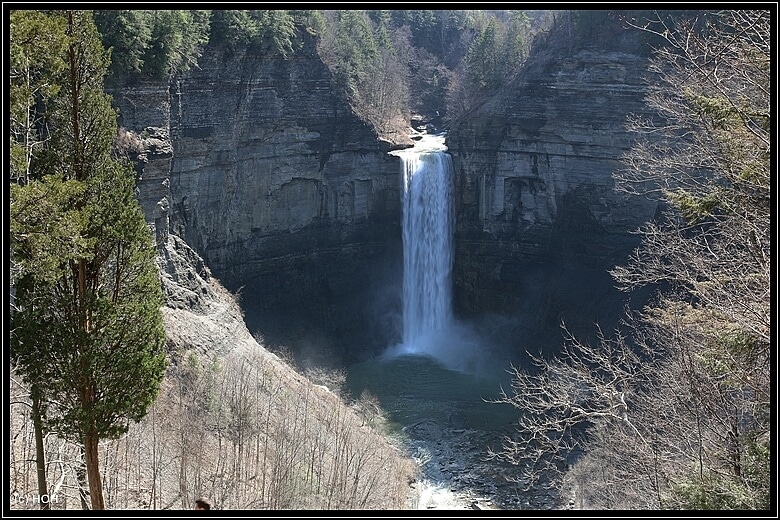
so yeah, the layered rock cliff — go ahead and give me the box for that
[170,37,404,361]
[447,41,660,347]
[113,31,404,363]
[114,21,663,361]
[167,38,401,282]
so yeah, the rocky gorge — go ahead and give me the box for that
[115,23,662,365]
[112,21,664,510]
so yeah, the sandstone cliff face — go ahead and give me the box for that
[167,36,401,290]
[113,32,404,361]
[447,48,659,345]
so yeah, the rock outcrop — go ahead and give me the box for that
[447,43,660,348]
[113,82,173,246]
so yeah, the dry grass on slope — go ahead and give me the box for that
[9,237,417,511]
[100,342,417,510]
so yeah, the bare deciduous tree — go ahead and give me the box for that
[487,322,654,494]
[492,10,770,510]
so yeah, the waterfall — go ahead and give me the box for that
[393,134,454,353]
[383,134,496,375]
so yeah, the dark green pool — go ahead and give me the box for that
[345,353,518,434]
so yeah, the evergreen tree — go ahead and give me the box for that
[9,10,70,508]
[132,10,210,78]
[465,17,501,92]
[10,10,167,510]
[251,10,297,58]
[209,9,259,47]
[9,10,68,184]
[93,10,152,80]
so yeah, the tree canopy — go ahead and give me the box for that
[90,9,549,133]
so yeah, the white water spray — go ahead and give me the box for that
[389,134,456,356]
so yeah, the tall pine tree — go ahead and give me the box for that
[10,10,167,510]
[10,11,70,508]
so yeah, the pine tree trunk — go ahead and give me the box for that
[84,434,105,510]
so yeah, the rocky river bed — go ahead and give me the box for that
[402,419,573,511]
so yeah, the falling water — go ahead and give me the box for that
[391,134,454,354]
[349,134,521,511]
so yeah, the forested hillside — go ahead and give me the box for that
[91,9,552,138]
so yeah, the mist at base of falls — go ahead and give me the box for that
[380,318,507,378]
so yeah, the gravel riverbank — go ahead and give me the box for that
[403,419,569,511]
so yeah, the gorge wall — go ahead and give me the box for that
[115,21,663,364]
[447,40,660,349]
[113,31,404,364]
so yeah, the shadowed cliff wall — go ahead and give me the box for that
[113,30,405,364]
[447,26,660,350]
